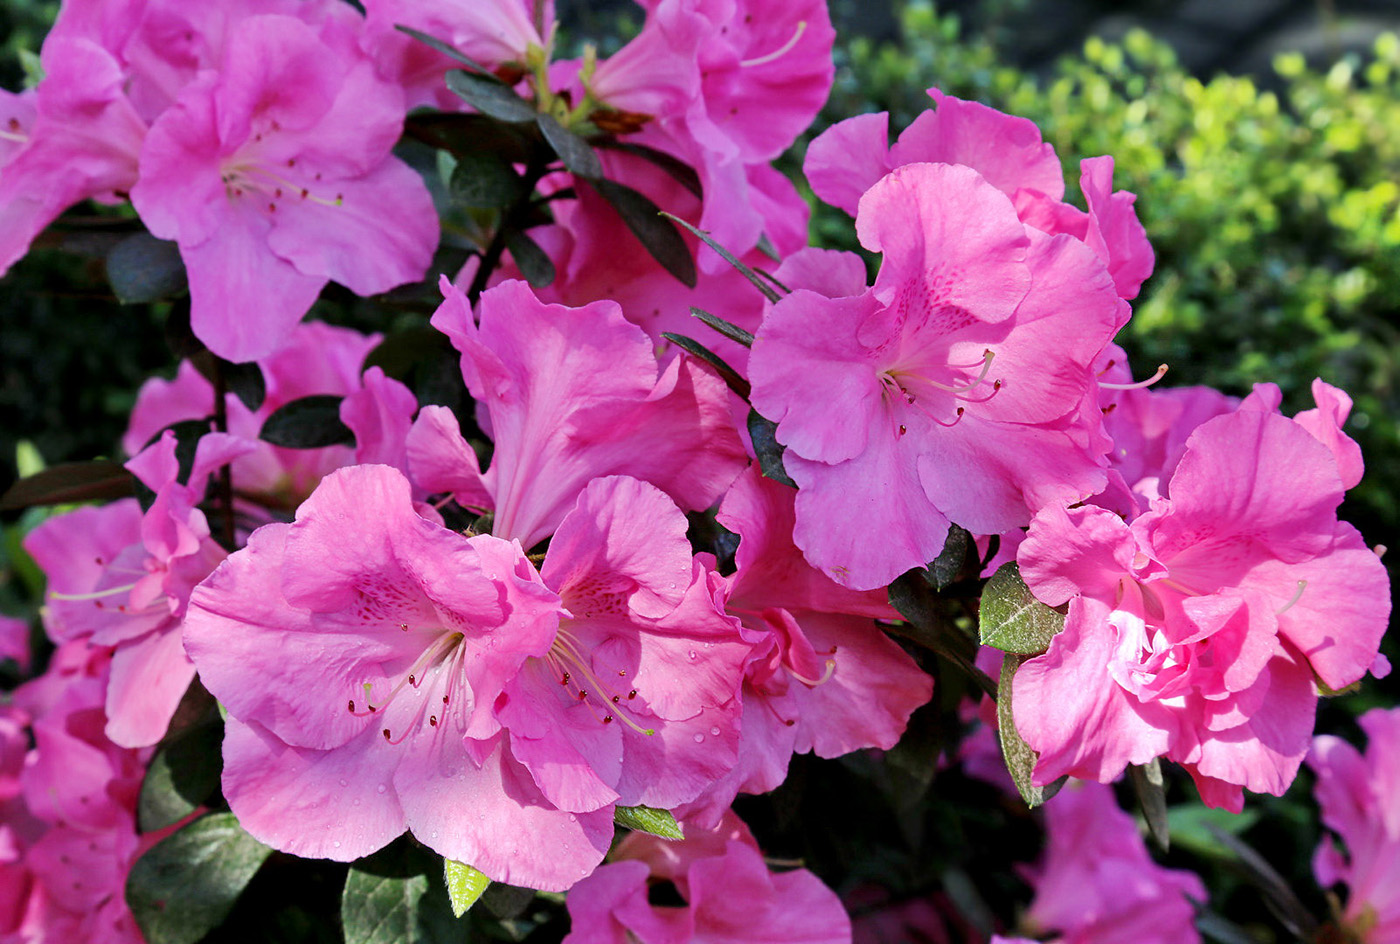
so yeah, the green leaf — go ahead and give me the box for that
[188,355,266,413]
[0,460,134,511]
[614,805,684,839]
[343,868,431,944]
[258,395,354,449]
[126,812,273,944]
[443,860,490,918]
[597,141,702,197]
[591,180,696,288]
[660,212,779,302]
[886,570,996,697]
[504,229,556,289]
[536,113,603,179]
[445,69,536,123]
[138,716,223,833]
[996,652,1065,809]
[746,409,796,488]
[107,232,187,304]
[405,113,532,164]
[1166,805,1259,859]
[450,149,525,209]
[925,524,974,591]
[394,25,493,74]
[1128,758,1170,852]
[690,307,754,348]
[978,562,1065,655]
[660,333,750,400]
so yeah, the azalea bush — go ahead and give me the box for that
[0,2,1395,944]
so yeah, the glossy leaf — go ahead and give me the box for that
[592,179,696,288]
[443,860,490,918]
[996,652,1065,808]
[258,395,354,449]
[537,113,602,179]
[746,409,796,489]
[661,333,750,400]
[1128,758,1170,852]
[690,306,754,348]
[138,718,224,833]
[979,562,1065,655]
[107,232,186,304]
[614,805,684,840]
[450,149,524,209]
[0,460,134,511]
[126,812,273,944]
[661,212,778,302]
[503,229,556,288]
[445,69,536,124]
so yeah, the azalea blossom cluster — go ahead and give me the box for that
[0,0,1392,940]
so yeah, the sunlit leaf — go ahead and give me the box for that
[979,562,1065,655]
[614,805,684,839]
[443,860,490,918]
[996,652,1065,809]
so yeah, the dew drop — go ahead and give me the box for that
[333,841,341,849]
[338,779,348,787]
[376,784,387,794]
[693,733,705,743]
[709,726,720,736]
[568,814,577,822]
[687,650,698,661]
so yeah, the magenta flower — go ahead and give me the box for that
[1309,707,1400,943]
[1014,403,1390,810]
[564,809,851,944]
[679,467,933,824]
[426,278,747,547]
[185,466,745,890]
[130,14,437,362]
[1020,780,1205,944]
[0,38,145,275]
[749,161,1122,589]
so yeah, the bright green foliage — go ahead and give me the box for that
[819,3,1400,550]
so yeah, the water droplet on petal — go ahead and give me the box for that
[338,779,348,787]
[333,841,341,849]
[568,814,577,822]
[376,784,387,794]
[687,650,698,661]
[693,733,705,743]
[710,726,720,736]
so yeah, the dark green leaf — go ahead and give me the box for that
[661,333,750,400]
[189,357,265,412]
[163,302,203,361]
[480,883,537,920]
[1167,805,1259,859]
[926,524,974,591]
[596,141,702,197]
[978,562,1065,655]
[536,113,603,179]
[592,180,696,288]
[1128,758,1170,852]
[258,395,354,449]
[660,212,778,302]
[886,571,996,697]
[690,307,754,348]
[1205,824,1319,939]
[394,25,493,74]
[405,113,531,164]
[107,232,187,304]
[0,460,134,511]
[996,652,1065,808]
[362,327,457,384]
[446,69,536,123]
[443,860,490,918]
[126,812,273,944]
[450,149,525,209]
[342,868,430,944]
[746,409,795,488]
[614,805,684,839]
[138,718,224,832]
[503,229,556,289]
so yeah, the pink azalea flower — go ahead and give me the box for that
[1014,403,1391,810]
[24,431,250,747]
[806,90,1153,300]
[0,39,145,275]
[1020,780,1205,944]
[424,278,747,547]
[1308,707,1400,943]
[359,0,548,109]
[564,809,851,943]
[130,14,437,362]
[125,321,382,508]
[749,162,1123,590]
[678,466,933,825]
[185,466,745,890]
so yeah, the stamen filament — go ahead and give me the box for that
[1276,580,1307,615]
[1099,363,1169,391]
[50,582,139,601]
[740,21,807,68]
[787,658,836,687]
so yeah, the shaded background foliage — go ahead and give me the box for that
[1,1,1398,941]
